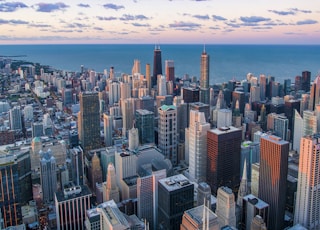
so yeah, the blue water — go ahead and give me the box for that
[1,44,319,84]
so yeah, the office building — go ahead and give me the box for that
[135,109,155,145]
[241,194,269,230]
[69,146,84,186]
[78,92,100,152]
[137,169,166,229]
[189,102,210,123]
[187,110,210,182]
[55,184,92,230]
[32,122,43,138]
[217,109,232,128]
[200,47,210,104]
[180,205,219,230]
[173,96,188,142]
[197,182,212,207]
[103,163,120,203]
[86,153,103,192]
[258,135,289,230]
[158,74,167,96]
[0,149,32,228]
[121,97,135,135]
[301,70,311,92]
[182,87,200,103]
[158,174,194,230]
[103,113,114,147]
[40,149,57,203]
[274,115,289,141]
[153,45,162,87]
[294,134,320,229]
[165,60,175,83]
[158,105,177,165]
[259,74,267,101]
[146,63,152,94]
[9,106,22,131]
[309,75,320,111]
[108,81,120,105]
[207,126,242,195]
[215,186,236,228]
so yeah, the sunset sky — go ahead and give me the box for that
[0,0,319,44]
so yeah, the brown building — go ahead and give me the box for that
[0,130,15,145]
[258,135,289,230]
[207,126,242,196]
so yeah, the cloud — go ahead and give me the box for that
[252,26,272,30]
[0,18,29,24]
[97,16,117,21]
[77,3,90,8]
[193,14,210,20]
[34,2,69,12]
[212,15,227,21]
[224,22,240,28]
[209,26,220,30]
[269,8,312,16]
[132,22,150,27]
[284,32,305,35]
[29,23,51,28]
[64,22,89,29]
[169,21,201,31]
[93,27,103,31]
[0,1,28,12]
[120,14,149,21]
[240,16,271,23]
[103,3,124,10]
[296,19,318,25]
[268,10,295,16]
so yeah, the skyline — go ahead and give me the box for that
[0,0,319,45]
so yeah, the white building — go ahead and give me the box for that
[294,135,320,229]
[186,110,210,182]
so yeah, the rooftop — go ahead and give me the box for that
[243,194,269,210]
[209,126,241,135]
[55,184,92,202]
[159,174,193,192]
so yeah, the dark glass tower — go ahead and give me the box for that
[207,126,242,195]
[78,92,101,152]
[200,47,210,104]
[152,45,162,88]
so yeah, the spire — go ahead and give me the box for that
[237,158,248,207]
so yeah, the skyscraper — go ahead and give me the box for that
[258,135,289,230]
[104,163,120,203]
[135,109,155,145]
[200,47,210,104]
[9,106,22,131]
[294,134,320,229]
[40,149,57,203]
[78,92,101,152]
[309,75,320,111]
[158,105,177,165]
[158,174,194,230]
[215,186,237,228]
[301,70,311,92]
[165,60,175,83]
[103,113,113,147]
[187,110,210,182]
[207,126,242,195]
[152,45,162,87]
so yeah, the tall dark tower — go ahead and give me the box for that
[258,135,289,230]
[152,45,162,88]
[301,70,311,92]
[78,92,101,152]
[207,126,242,195]
[200,46,210,104]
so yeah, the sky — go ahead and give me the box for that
[0,0,319,44]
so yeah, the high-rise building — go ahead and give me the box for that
[103,113,113,147]
[153,45,162,87]
[165,60,175,83]
[69,146,84,186]
[108,81,120,105]
[259,74,267,101]
[9,106,22,131]
[158,174,194,230]
[187,110,211,182]
[135,109,154,145]
[173,96,188,142]
[217,109,232,128]
[215,186,237,228]
[121,98,135,135]
[181,205,219,230]
[104,163,120,203]
[200,47,210,104]
[32,122,43,138]
[78,92,100,152]
[294,134,320,229]
[158,75,167,96]
[86,153,103,192]
[146,63,152,95]
[197,182,212,207]
[241,194,269,230]
[0,149,32,228]
[40,149,57,203]
[250,215,268,230]
[237,159,249,208]
[55,184,92,230]
[189,102,210,123]
[132,59,141,75]
[273,115,289,141]
[258,135,289,230]
[309,75,320,111]
[301,70,311,92]
[207,126,242,195]
[182,87,200,103]
[158,105,177,165]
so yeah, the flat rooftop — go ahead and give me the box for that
[159,174,193,192]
